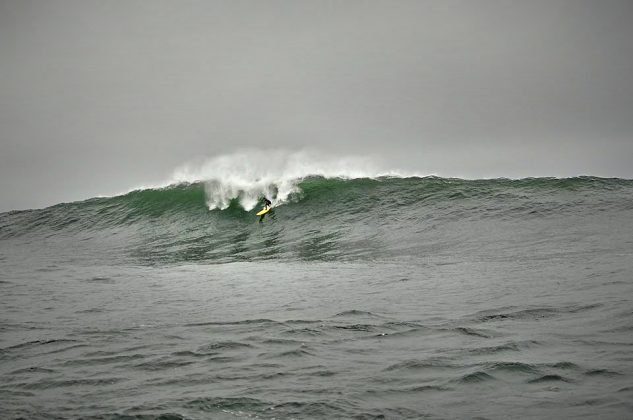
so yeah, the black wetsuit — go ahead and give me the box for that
[259,198,272,223]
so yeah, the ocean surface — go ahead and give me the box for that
[1,175,633,419]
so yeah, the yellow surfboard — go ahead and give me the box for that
[256,207,270,216]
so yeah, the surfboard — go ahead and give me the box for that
[256,207,270,216]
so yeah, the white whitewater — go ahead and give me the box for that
[167,149,412,210]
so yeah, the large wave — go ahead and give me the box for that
[1,173,631,265]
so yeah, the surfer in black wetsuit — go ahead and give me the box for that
[259,197,273,223]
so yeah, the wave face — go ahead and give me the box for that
[1,175,631,265]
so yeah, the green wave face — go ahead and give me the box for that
[1,176,631,265]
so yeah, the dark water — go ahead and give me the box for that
[1,176,633,419]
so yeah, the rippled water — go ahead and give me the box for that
[2,177,633,418]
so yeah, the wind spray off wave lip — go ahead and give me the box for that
[163,149,415,210]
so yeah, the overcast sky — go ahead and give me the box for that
[1,0,632,211]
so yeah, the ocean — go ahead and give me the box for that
[1,175,632,419]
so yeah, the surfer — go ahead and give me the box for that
[258,197,272,223]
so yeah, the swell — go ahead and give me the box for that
[2,176,629,231]
[1,176,631,264]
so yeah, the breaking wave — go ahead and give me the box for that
[158,150,411,210]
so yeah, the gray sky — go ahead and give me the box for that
[1,0,632,211]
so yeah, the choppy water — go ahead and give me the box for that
[1,176,633,419]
